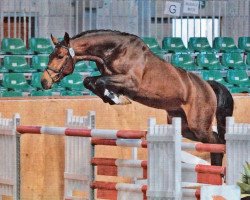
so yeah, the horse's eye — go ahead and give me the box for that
[58,55,64,59]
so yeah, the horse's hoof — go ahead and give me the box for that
[104,89,131,105]
[116,95,132,105]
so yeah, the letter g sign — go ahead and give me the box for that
[164,1,181,16]
[169,5,177,14]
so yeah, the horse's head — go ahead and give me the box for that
[41,32,75,89]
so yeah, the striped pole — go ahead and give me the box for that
[91,138,147,148]
[16,126,225,153]
[91,181,147,200]
[92,158,147,179]
[91,181,200,200]
[182,142,226,153]
[92,158,225,185]
[91,138,225,153]
[16,126,147,139]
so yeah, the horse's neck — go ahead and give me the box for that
[71,36,119,64]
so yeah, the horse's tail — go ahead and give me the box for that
[207,80,234,144]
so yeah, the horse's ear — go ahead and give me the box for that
[51,34,59,45]
[64,32,70,46]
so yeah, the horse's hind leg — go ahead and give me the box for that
[187,107,224,166]
[167,108,200,142]
[210,132,224,166]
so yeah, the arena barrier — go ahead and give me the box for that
[0,111,249,200]
[0,113,20,200]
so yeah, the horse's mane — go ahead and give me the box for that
[71,29,140,40]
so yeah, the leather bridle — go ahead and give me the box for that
[46,44,75,83]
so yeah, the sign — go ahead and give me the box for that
[183,0,200,14]
[199,0,206,9]
[164,1,181,16]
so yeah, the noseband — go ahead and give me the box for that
[46,44,75,83]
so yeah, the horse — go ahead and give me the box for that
[41,30,234,166]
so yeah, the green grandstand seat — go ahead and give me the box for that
[31,55,49,71]
[30,73,43,90]
[1,90,23,97]
[188,37,214,53]
[171,54,197,71]
[162,37,189,53]
[238,37,250,53]
[2,73,33,91]
[213,37,243,53]
[3,56,34,72]
[30,90,53,96]
[197,53,224,70]
[247,53,250,66]
[1,38,30,54]
[0,85,7,92]
[142,37,161,51]
[202,70,233,88]
[51,83,65,92]
[89,61,98,71]
[61,73,84,91]
[221,53,248,70]
[142,37,166,56]
[0,49,5,55]
[29,38,53,54]
[74,61,95,72]
[229,87,249,93]
[226,70,250,87]
[0,61,8,73]
[90,70,101,77]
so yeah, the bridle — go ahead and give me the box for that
[46,44,75,83]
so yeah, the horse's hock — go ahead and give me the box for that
[0,95,249,200]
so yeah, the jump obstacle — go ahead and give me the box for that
[0,110,249,200]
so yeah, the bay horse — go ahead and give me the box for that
[41,30,234,166]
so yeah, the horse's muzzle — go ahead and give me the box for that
[41,78,52,90]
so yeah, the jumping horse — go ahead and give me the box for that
[41,30,234,166]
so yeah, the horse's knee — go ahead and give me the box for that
[83,77,96,90]
[95,77,106,89]
[83,77,91,87]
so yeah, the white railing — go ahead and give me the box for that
[0,113,20,200]
[64,109,95,200]
[0,110,249,199]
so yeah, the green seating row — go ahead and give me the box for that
[1,36,249,55]
[0,68,248,96]
[0,38,53,55]
[143,36,250,54]
[202,70,250,93]
[171,53,250,71]
[0,72,90,94]
[0,56,98,73]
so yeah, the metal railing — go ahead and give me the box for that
[0,0,249,46]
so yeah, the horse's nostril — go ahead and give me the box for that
[41,79,51,90]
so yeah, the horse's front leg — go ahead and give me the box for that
[84,76,131,105]
[84,76,116,105]
[95,74,138,103]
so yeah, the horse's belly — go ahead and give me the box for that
[131,95,182,110]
